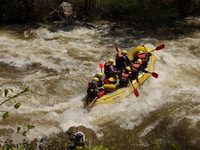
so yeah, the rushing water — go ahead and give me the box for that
[0,18,200,149]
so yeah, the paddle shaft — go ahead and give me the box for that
[141,69,158,78]
[86,97,98,111]
[150,44,165,53]
[129,80,139,97]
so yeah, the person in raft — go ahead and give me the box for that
[130,59,143,81]
[103,77,117,93]
[115,49,131,71]
[134,50,152,70]
[87,77,102,100]
[119,66,132,87]
[87,76,105,102]
[94,72,104,87]
[104,59,119,79]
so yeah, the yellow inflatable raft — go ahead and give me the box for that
[88,45,156,106]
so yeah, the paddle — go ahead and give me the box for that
[129,80,139,97]
[98,63,104,72]
[115,46,119,52]
[116,46,139,97]
[150,44,165,52]
[86,97,98,111]
[142,70,159,78]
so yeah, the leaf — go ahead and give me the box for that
[3,145,8,150]
[22,131,27,136]
[4,89,9,97]
[14,102,21,109]
[24,86,29,92]
[19,144,25,150]
[8,88,14,93]
[2,112,9,119]
[27,125,35,130]
[17,127,21,133]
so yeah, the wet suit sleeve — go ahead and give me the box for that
[125,56,132,66]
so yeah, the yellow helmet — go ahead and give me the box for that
[97,72,103,78]
[138,50,144,54]
[93,77,99,82]
[121,50,128,55]
[108,77,115,83]
[126,66,131,71]
[137,59,142,64]
[108,59,114,64]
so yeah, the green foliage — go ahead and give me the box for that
[27,125,35,130]
[77,144,111,150]
[0,85,35,138]
[4,89,9,97]
[2,112,9,120]
[14,102,21,109]
[73,0,200,22]
[92,145,110,150]
[16,125,35,137]
[0,85,29,119]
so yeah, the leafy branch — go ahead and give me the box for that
[0,85,29,120]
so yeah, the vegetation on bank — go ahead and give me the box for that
[0,0,199,23]
[0,85,29,120]
[73,0,200,21]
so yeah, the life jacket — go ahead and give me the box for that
[137,53,147,59]
[103,78,109,84]
[132,62,141,70]
[97,91,105,98]
[119,71,130,87]
[121,72,129,80]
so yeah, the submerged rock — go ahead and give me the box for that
[67,125,99,146]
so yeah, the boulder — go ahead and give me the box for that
[37,125,99,150]
[59,2,73,18]
[67,125,99,146]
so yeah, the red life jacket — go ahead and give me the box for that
[103,78,110,84]
[137,53,146,59]
[121,72,129,80]
[97,91,105,98]
[132,63,141,70]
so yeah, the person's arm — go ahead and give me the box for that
[126,56,132,65]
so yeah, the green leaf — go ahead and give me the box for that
[8,88,14,93]
[17,127,21,133]
[19,144,25,150]
[14,102,21,109]
[27,125,35,130]
[2,112,9,119]
[22,131,27,136]
[3,145,8,150]
[24,87,29,92]
[4,89,9,97]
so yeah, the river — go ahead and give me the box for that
[0,18,199,149]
